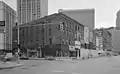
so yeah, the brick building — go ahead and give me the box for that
[13,13,84,58]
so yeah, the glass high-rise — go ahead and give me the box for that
[17,0,48,25]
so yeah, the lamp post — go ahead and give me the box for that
[16,17,20,54]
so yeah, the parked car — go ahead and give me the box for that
[45,56,55,60]
[114,53,119,56]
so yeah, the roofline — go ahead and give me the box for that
[19,12,84,28]
[58,8,95,12]
[0,1,16,12]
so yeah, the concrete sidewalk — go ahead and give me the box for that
[29,58,45,60]
[0,61,22,69]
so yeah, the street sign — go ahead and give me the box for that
[0,21,5,26]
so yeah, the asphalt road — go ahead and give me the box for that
[0,56,120,74]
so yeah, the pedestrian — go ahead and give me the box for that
[15,51,20,64]
[3,52,7,63]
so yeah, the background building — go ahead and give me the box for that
[58,8,95,30]
[17,0,48,24]
[84,26,89,49]
[94,28,112,51]
[106,27,120,53]
[116,10,120,28]
[0,1,16,52]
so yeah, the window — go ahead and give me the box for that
[67,30,68,36]
[69,39,71,45]
[78,27,79,31]
[49,38,52,44]
[58,24,60,30]
[49,28,51,36]
[75,26,77,31]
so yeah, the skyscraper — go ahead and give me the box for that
[17,0,48,25]
[0,1,16,51]
[116,10,120,28]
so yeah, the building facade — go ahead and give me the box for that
[84,26,89,49]
[17,0,48,25]
[116,10,120,28]
[13,13,84,58]
[0,1,16,52]
[106,27,120,53]
[94,28,112,51]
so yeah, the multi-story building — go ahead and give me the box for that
[17,0,48,25]
[13,13,84,58]
[89,30,93,49]
[0,1,16,52]
[116,10,120,28]
[84,26,89,49]
[94,28,112,51]
[95,33,100,50]
[106,27,120,53]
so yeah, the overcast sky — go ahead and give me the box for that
[1,0,120,28]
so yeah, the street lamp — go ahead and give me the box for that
[16,18,20,53]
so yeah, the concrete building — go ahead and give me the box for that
[13,13,84,58]
[89,30,93,49]
[116,10,120,28]
[106,27,120,53]
[0,1,16,52]
[94,28,112,51]
[95,34,100,50]
[84,26,89,49]
[17,0,48,25]
[58,8,95,30]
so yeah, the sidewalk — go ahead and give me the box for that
[0,61,22,69]
[29,58,45,60]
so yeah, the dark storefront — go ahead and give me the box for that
[43,44,69,57]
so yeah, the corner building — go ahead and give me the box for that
[0,1,16,52]
[13,13,84,58]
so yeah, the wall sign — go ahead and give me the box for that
[0,21,5,26]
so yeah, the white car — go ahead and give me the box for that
[45,56,54,60]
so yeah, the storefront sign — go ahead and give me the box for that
[69,46,75,51]
[0,21,5,26]
[75,41,81,46]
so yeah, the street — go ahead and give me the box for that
[0,56,120,74]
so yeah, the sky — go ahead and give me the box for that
[1,0,120,28]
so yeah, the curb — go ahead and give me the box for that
[0,63,22,69]
[29,58,45,60]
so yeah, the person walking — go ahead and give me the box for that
[3,52,7,63]
[15,51,20,64]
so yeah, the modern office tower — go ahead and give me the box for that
[17,0,48,25]
[58,9,95,30]
[0,1,16,51]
